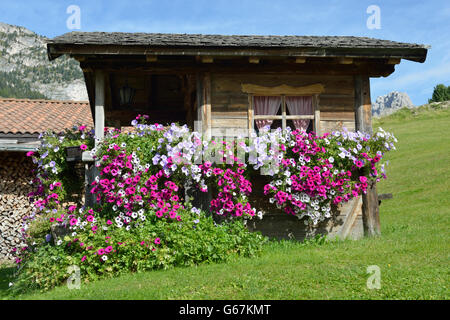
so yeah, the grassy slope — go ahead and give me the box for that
[1,106,449,300]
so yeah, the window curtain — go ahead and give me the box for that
[253,96,281,130]
[285,96,313,131]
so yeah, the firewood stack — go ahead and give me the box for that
[0,151,35,262]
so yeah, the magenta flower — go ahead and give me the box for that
[80,144,88,151]
[154,238,161,245]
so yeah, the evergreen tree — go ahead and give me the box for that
[429,84,450,103]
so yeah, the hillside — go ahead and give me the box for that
[373,100,449,122]
[0,22,87,100]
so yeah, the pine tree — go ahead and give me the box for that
[429,84,450,103]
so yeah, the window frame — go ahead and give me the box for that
[242,83,324,134]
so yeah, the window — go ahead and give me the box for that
[242,83,324,134]
[252,95,315,132]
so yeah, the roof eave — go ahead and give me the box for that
[46,42,428,63]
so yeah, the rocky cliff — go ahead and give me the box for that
[372,91,415,117]
[0,22,87,101]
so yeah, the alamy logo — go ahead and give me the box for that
[366,265,381,289]
[366,5,381,30]
[67,265,81,290]
[66,5,81,30]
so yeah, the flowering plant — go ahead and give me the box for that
[14,113,397,292]
[26,125,94,211]
[258,127,396,225]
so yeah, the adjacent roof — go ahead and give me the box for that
[0,97,93,135]
[47,32,429,62]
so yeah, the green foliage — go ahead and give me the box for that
[29,126,94,206]
[428,83,450,103]
[26,210,54,245]
[10,208,266,294]
[0,71,48,99]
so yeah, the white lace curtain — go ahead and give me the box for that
[285,96,313,131]
[253,96,281,130]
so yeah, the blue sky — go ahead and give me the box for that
[1,0,449,105]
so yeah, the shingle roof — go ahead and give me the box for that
[47,32,429,63]
[0,98,93,135]
[49,32,427,50]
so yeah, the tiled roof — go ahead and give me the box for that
[0,98,93,135]
[49,32,428,50]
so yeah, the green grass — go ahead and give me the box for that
[2,106,449,300]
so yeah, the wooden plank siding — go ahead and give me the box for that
[210,74,355,136]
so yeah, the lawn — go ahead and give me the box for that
[1,105,449,300]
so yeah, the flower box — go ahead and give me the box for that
[247,195,364,241]
[66,146,83,162]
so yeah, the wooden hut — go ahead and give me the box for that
[47,32,428,240]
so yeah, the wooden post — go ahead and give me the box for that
[354,75,380,236]
[314,94,321,135]
[84,70,105,207]
[202,73,212,140]
[191,73,212,213]
[248,94,254,137]
[95,70,105,146]
[354,76,373,135]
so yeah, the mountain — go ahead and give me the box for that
[0,22,87,101]
[372,91,415,117]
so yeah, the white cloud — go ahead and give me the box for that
[372,62,450,92]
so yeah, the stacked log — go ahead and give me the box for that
[0,151,35,262]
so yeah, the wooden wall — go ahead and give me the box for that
[210,73,356,136]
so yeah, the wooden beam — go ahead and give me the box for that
[81,60,396,77]
[146,55,158,62]
[354,75,380,237]
[74,56,85,62]
[249,57,260,64]
[81,67,93,73]
[49,44,428,63]
[387,58,401,64]
[241,83,325,95]
[253,115,314,120]
[199,56,214,63]
[338,57,353,64]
